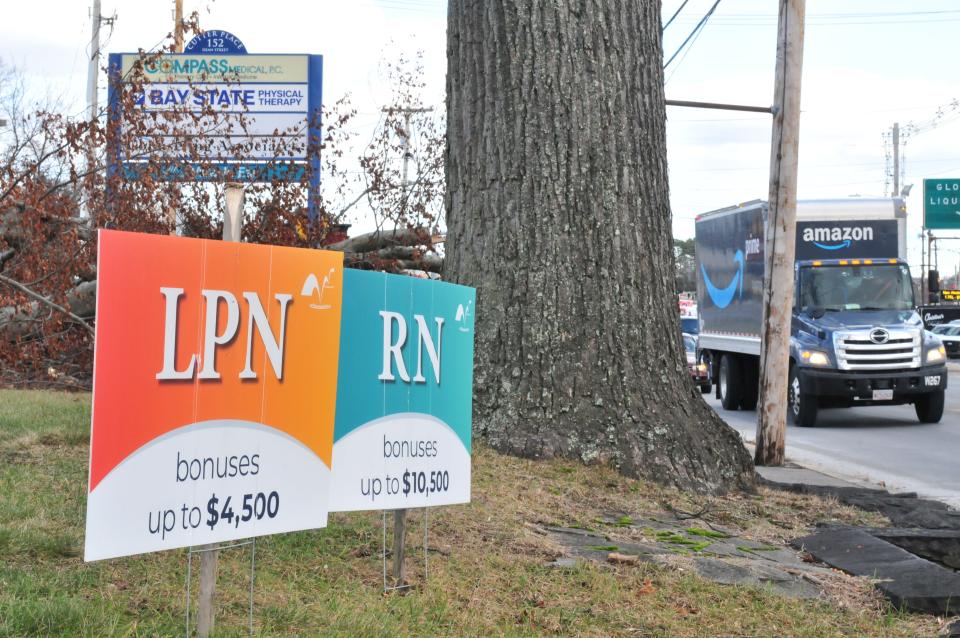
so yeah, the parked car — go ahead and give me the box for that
[931,320,960,358]
[683,333,711,394]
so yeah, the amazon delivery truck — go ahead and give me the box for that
[695,198,947,427]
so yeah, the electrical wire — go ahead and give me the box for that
[662,0,691,32]
[704,10,960,18]
[672,16,960,27]
[664,20,709,85]
[664,0,722,70]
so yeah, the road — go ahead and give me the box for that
[705,363,960,508]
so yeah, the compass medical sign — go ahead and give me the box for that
[107,33,321,184]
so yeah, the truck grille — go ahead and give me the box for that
[833,329,921,371]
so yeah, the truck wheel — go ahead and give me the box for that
[915,390,945,424]
[740,358,759,411]
[700,381,713,394]
[788,366,817,427]
[719,354,743,410]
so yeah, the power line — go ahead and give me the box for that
[662,0,691,31]
[681,9,960,19]
[664,0,722,69]
[664,23,709,84]
[672,156,960,174]
[672,17,960,27]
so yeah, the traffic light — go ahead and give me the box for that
[929,270,940,293]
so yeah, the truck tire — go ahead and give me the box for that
[788,365,817,427]
[700,381,713,394]
[740,358,759,411]
[915,390,945,424]
[719,354,743,410]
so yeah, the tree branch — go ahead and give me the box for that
[0,274,95,336]
[326,227,431,253]
[343,247,443,272]
[336,185,375,219]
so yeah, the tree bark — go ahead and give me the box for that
[444,0,754,493]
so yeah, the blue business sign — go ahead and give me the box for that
[183,30,247,55]
[107,36,323,215]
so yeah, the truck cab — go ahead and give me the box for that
[790,257,947,426]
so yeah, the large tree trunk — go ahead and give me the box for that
[444,1,754,493]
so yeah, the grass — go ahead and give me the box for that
[686,528,730,540]
[0,388,948,637]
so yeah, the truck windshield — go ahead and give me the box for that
[799,264,914,312]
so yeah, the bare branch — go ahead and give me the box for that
[0,275,95,336]
[336,185,374,219]
[327,227,432,253]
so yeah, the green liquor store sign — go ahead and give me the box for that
[924,178,960,229]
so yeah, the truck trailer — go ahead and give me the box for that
[695,198,947,427]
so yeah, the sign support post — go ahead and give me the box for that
[382,105,434,587]
[196,544,219,637]
[392,509,407,585]
[223,183,245,243]
[195,181,245,637]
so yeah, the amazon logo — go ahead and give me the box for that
[701,249,744,309]
[801,225,874,251]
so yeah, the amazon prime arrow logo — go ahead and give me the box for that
[812,239,851,251]
[700,249,744,309]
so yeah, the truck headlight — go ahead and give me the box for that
[696,363,707,373]
[801,350,830,367]
[926,345,946,363]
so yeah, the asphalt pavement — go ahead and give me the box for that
[706,362,960,508]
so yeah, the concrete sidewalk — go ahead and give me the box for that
[754,464,862,489]
[743,440,890,493]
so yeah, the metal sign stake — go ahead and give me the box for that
[382,507,430,593]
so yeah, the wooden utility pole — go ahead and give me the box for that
[87,0,102,124]
[166,0,185,235]
[892,122,900,197]
[86,0,103,225]
[755,0,806,466]
[173,0,184,51]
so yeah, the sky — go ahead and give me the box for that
[2,0,959,277]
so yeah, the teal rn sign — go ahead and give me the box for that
[924,178,960,229]
[329,270,476,512]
